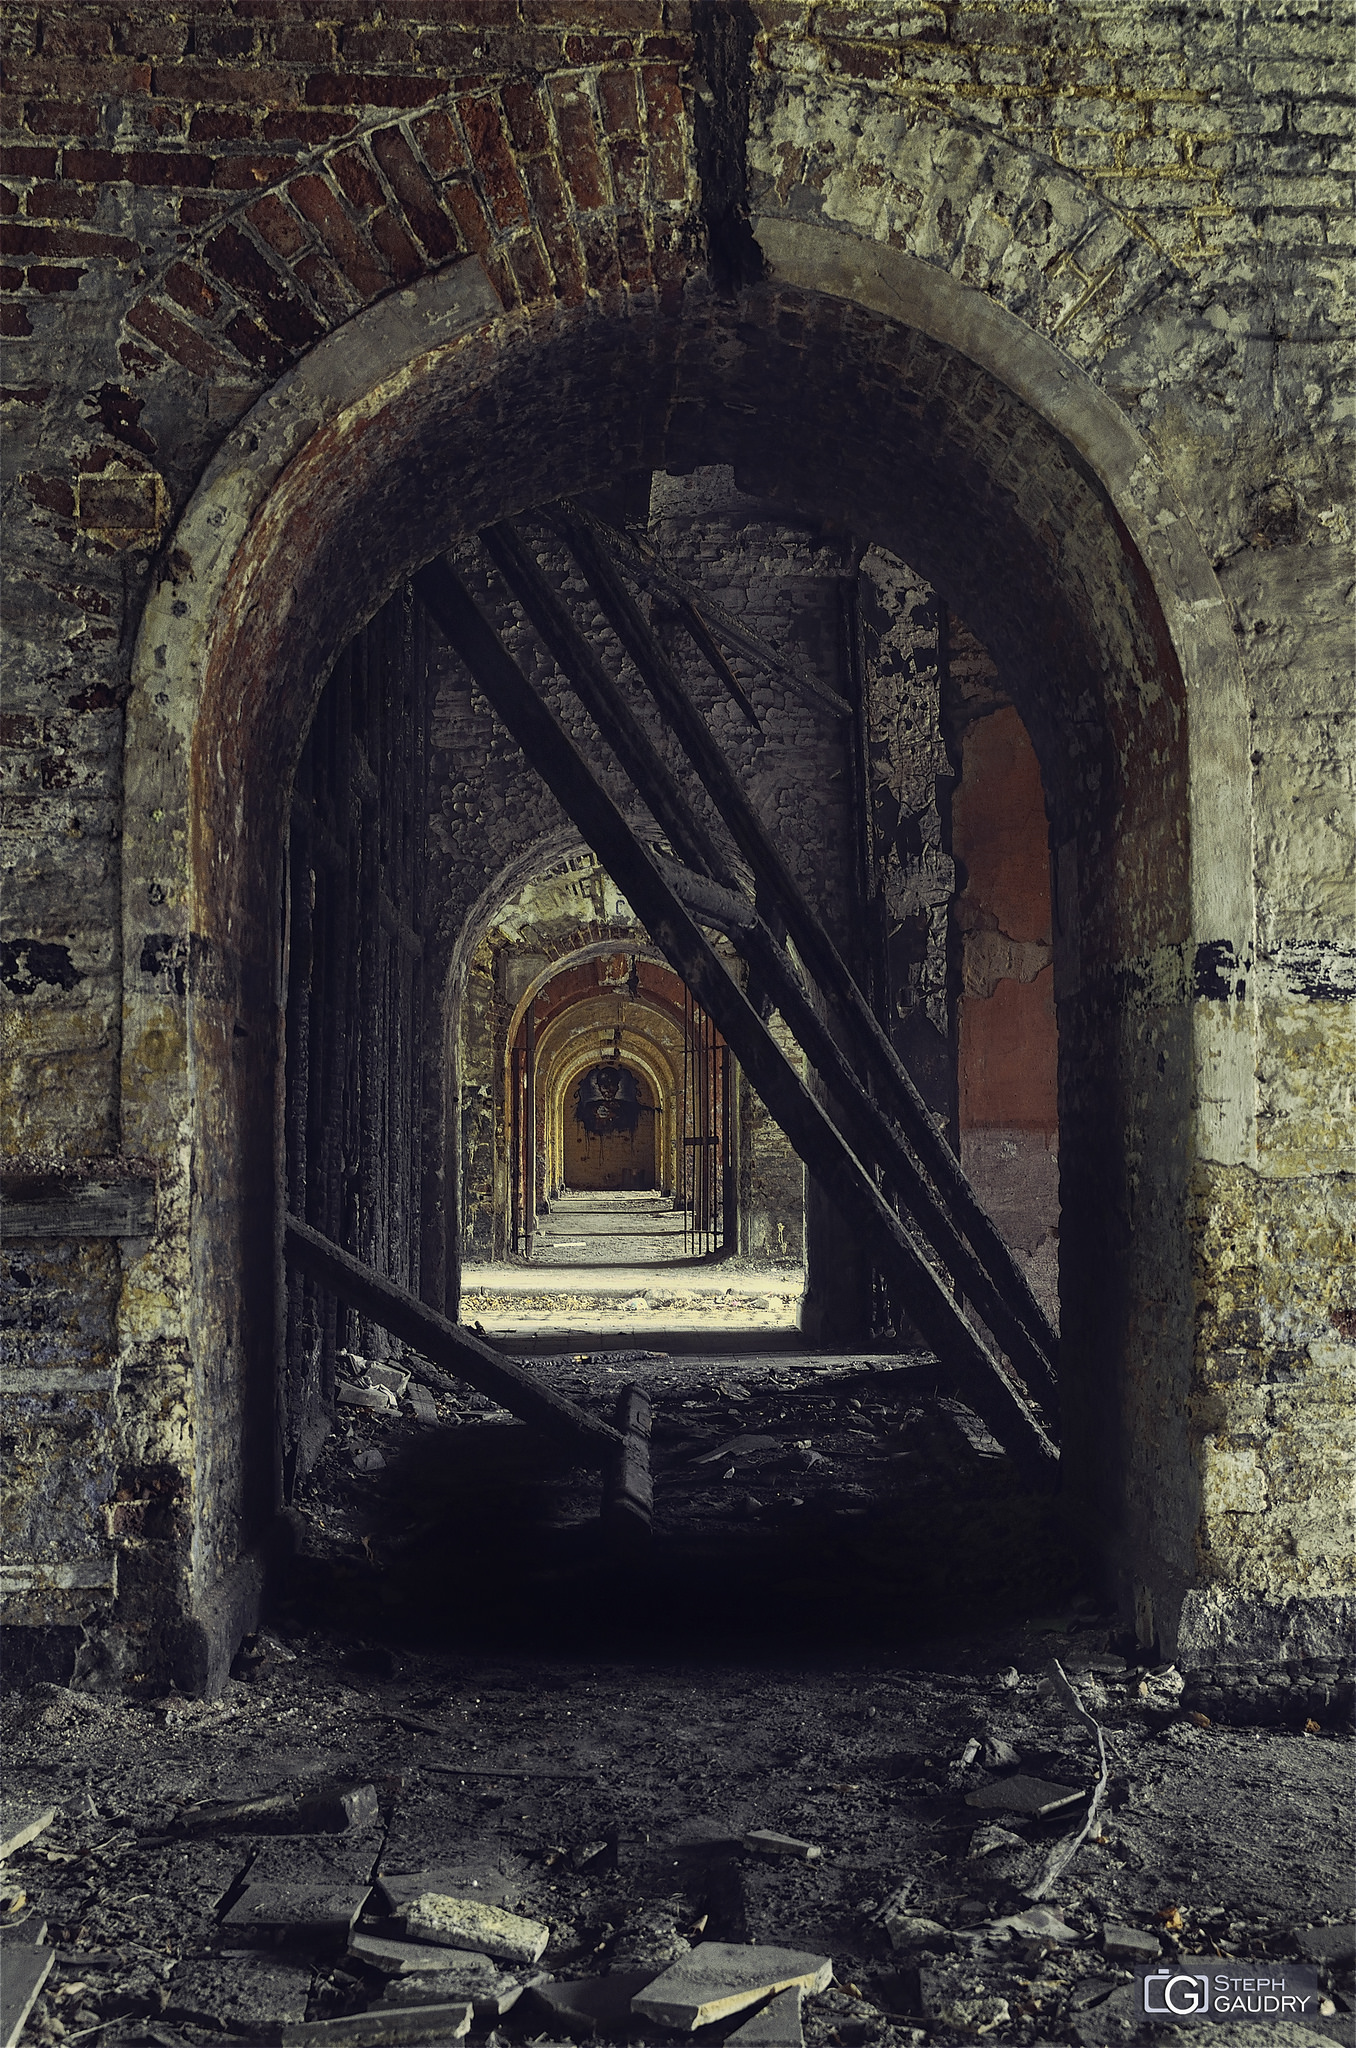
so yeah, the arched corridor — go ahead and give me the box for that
[3,11,1350,2033]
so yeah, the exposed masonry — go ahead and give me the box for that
[0,2,1350,1690]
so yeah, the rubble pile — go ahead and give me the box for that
[1,1352,1350,2048]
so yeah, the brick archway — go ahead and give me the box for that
[121,226,1253,1687]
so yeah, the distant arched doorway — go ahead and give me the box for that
[564,1062,657,1191]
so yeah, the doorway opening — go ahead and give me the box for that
[159,253,1229,1677]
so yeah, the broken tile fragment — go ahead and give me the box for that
[522,1969,656,2036]
[280,2003,471,2046]
[1101,1923,1160,1962]
[964,1774,1083,1816]
[222,1882,371,1944]
[742,1830,821,1862]
[380,1963,538,2019]
[0,1808,57,1862]
[351,1931,471,1976]
[884,1915,951,1955]
[295,1783,381,1833]
[166,1956,313,2030]
[990,1906,1078,1942]
[405,1387,439,1425]
[1,1943,53,2048]
[338,1381,399,1413]
[726,1988,804,2048]
[403,1894,549,1965]
[631,1942,832,2030]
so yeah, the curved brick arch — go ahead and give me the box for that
[121,223,1259,1682]
[749,88,1187,370]
[119,70,695,386]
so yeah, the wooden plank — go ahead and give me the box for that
[553,502,1060,1401]
[413,559,1056,1478]
[602,1384,653,1544]
[1,1181,156,1239]
[676,596,761,729]
[284,1216,623,1464]
[546,504,852,720]
[481,521,729,886]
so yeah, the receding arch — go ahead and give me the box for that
[122,221,1254,1658]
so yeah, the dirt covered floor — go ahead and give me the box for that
[3,1350,1352,2048]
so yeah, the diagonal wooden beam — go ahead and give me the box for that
[284,1215,624,1464]
[542,505,852,721]
[552,500,1059,1400]
[484,523,1057,1420]
[413,556,1056,1479]
[479,520,732,888]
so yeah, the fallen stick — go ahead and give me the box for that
[1024,1659,1112,1901]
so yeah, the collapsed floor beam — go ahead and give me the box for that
[413,558,1056,1480]
[552,500,1059,1401]
[483,520,1058,1422]
[284,1215,624,1466]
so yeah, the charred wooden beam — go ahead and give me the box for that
[674,596,761,729]
[480,520,728,886]
[602,1384,654,1545]
[1,1174,156,1239]
[552,499,1059,1403]
[284,1216,623,1464]
[544,503,852,720]
[480,524,1054,1407]
[413,557,1056,1479]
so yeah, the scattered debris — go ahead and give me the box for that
[631,1943,832,2030]
[980,1738,1020,1768]
[1101,1924,1161,1962]
[989,1905,1078,1943]
[0,1809,56,1862]
[883,1915,951,1956]
[930,1991,1009,2036]
[691,1436,781,1466]
[0,1937,52,2048]
[404,1387,439,1425]
[402,1896,550,1965]
[165,1956,313,2030]
[522,1968,656,2037]
[742,1830,821,1862]
[338,1382,401,1414]
[280,2004,472,2045]
[222,1883,371,1945]
[966,1825,1025,1861]
[964,1775,1083,1817]
[726,1987,804,2048]
[295,1783,382,1833]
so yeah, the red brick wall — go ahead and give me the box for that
[953,702,1057,1136]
